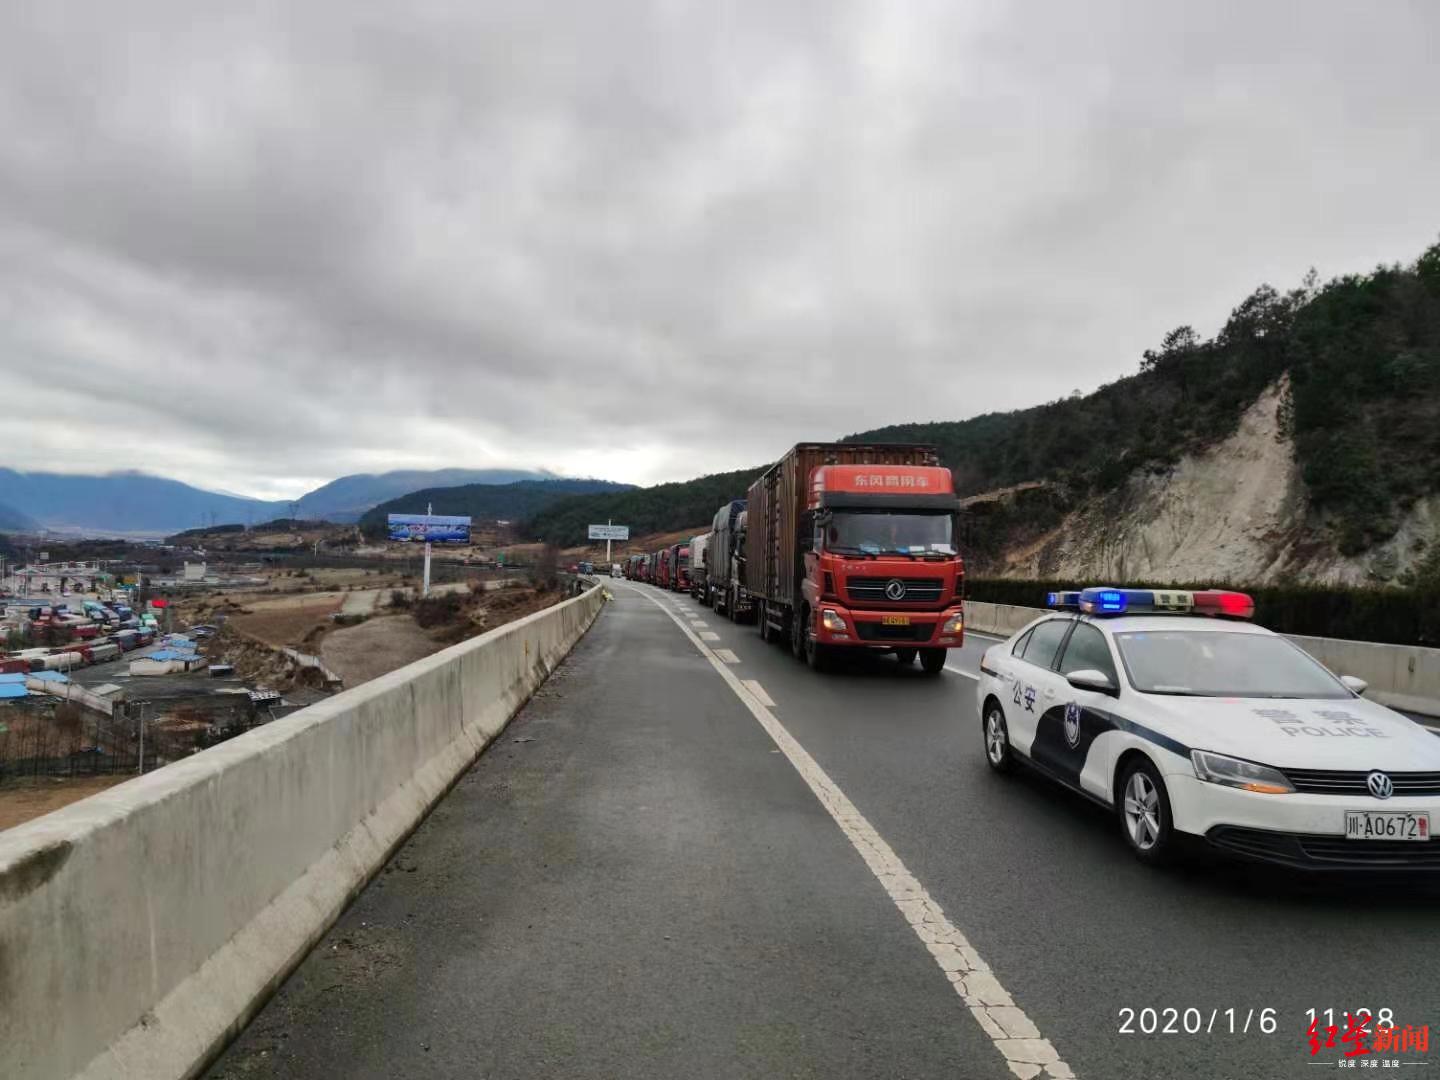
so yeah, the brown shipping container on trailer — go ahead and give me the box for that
[744,443,940,611]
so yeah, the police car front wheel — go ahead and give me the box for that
[1118,758,1176,865]
[983,703,1013,773]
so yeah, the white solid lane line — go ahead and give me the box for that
[637,590,1075,1080]
[945,666,980,681]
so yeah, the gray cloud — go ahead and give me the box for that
[2,0,1438,498]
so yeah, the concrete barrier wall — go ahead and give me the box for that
[1287,633,1440,718]
[0,585,606,1080]
[965,601,1440,719]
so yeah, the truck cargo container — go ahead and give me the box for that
[89,642,122,663]
[707,500,750,621]
[689,533,711,603]
[744,443,964,674]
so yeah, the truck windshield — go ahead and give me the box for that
[824,512,955,555]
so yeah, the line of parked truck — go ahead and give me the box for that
[0,600,161,674]
[622,442,967,674]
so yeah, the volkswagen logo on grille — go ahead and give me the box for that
[1366,771,1394,800]
[885,579,907,601]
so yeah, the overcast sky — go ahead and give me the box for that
[2,1,1438,500]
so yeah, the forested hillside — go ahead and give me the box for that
[359,479,632,538]
[848,238,1440,555]
[525,467,763,545]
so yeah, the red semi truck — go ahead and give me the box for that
[745,443,964,674]
[667,543,691,592]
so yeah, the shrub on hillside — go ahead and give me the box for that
[413,592,464,629]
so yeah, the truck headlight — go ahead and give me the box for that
[1190,750,1294,794]
[821,609,847,632]
[941,612,964,635]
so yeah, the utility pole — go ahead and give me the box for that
[606,518,612,567]
[422,502,433,598]
[136,701,147,775]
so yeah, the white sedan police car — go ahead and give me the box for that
[976,588,1440,869]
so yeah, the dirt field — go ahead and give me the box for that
[0,775,134,832]
[320,615,442,687]
[227,596,343,647]
[320,587,569,689]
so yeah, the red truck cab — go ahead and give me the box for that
[801,464,964,672]
[668,543,691,592]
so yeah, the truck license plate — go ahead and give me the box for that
[882,615,910,627]
[1345,811,1429,841]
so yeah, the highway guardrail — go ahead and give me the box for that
[0,582,606,1080]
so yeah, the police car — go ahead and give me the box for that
[976,588,1440,869]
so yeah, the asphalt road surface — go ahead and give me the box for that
[208,583,1440,1079]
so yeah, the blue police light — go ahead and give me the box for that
[1046,591,1081,609]
[1078,587,1143,615]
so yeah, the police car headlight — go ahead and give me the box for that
[821,609,847,632]
[941,612,965,634]
[1190,750,1294,795]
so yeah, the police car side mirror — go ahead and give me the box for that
[1066,669,1117,696]
[1340,675,1368,696]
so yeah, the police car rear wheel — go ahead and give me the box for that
[983,704,1013,773]
[1118,759,1174,864]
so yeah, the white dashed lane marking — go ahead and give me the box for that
[741,679,775,708]
[638,589,1075,1080]
[700,631,720,642]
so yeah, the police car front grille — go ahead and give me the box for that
[1281,769,1440,796]
[1208,827,1440,868]
[1297,836,1440,867]
[847,577,945,603]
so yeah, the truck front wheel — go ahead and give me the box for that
[895,648,917,666]
[919,648,946,675]
[790,605,806,660]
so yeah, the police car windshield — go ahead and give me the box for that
[826,512,955,555]
[1114,630,1350,698]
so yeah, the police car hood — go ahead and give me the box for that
[1138,694,1440,770]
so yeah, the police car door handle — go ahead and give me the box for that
[1043,687,1055,699]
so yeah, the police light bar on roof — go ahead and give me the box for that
[1046,587,1254,620]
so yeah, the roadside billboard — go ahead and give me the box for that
[387,514,472,544]
[587,524,629,541]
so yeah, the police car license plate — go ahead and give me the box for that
[882,615,910,626]
[1344,811,1429,841]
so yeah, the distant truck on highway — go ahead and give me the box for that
[667,543,691,593]
[707,499,750,621]
[745,443,965,674]
[688,533,709,601]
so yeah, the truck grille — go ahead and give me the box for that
[846,577,945,603]
[854,621,935,642]
[1281,769,1440,797]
